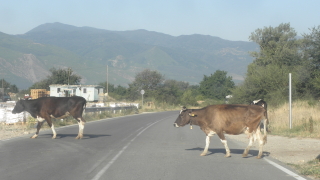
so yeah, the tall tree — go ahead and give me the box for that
[302,26,320,97]
[231,23,304,104]
[0,79,18,93]
[127,69,164,101]
[199,70,235,100]
[249,23,301,67]
[153,79,186,105]
[30,68,81,90]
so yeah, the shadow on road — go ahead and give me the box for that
[40,133,111,139]
[185,147,269,158]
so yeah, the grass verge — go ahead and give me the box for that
[289,160,320,179]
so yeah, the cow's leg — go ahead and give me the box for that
[255,129,264,159]
[200,131,215,156]
[217,132,231,157]
[242,132,254,157]
[46,118,57,139]
[75,117,85,139]
[201,136,211,156]
[262,119,267,144]
[31,121,44,138]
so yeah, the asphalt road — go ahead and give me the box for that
[0,111,309,180]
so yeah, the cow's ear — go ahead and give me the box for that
[188,110,196,117]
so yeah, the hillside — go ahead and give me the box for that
[0,22,258,89]
[0,32,88,88]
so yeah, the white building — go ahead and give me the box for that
[49,84,104,102]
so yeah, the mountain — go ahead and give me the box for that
[1,22,258,89]
[0,31,88,88]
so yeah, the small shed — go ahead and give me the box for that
[49,84,104,102]
[30,89,50,99]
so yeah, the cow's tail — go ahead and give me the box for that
[83,101,87,112]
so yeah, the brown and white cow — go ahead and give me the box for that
[12,96,86,139]
[174,104,267,159]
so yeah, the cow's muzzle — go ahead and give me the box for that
[173,123,179,128]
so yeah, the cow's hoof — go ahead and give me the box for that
[200,153,206,156]
[242,154,248,158]
[30,135,38,139]
[256,156,262,159]
[225,154,231,158]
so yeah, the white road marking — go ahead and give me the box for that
[91,119,163,180]
[264,158,307,180]
[87,126,146,174]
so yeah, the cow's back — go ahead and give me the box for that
[203,104,265,134]
[36,96,86,116]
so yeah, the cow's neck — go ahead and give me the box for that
[23,100,39,118]
[189,108,205,127]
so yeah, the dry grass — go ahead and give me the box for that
[289,160,320,179]
[268,100,320,138]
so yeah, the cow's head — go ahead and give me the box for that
[174,106,193,127]
[12,100,25,114]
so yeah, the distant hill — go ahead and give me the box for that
[0,22,258,89]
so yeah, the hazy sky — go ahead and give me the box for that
[0,0,319,41]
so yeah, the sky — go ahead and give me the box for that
[0,0,319,41]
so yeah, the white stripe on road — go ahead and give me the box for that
[91,119,162,180]
[264,158,307,180]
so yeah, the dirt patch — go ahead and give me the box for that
[0,123,43,140]
[227,134,320,164]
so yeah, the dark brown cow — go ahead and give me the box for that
[12,96,86,139]
[174,104,267,158]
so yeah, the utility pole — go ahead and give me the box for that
[289,73,292,129]
[68,68,71,86]
[140,90,145,108]
[105,65,108,102]
[107,65,108,95]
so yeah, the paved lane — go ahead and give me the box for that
[0,111,308,180]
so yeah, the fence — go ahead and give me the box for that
[0,105,137,124]
[85,106,138,114]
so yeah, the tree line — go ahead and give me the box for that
[5,23,320,106]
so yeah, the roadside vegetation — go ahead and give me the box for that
[268,100,320,138]
[289,160,320,179]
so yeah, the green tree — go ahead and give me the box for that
[302,26,320,97]
[98,82,128,100]
[249,23,301,67]
[153,80,184,104]
[30,68,81,90]
[180,89,198,106]
[114,85,127,97]
[199,70,235,100]
[0,79,18,93]
[231,23,304,104]
[231,64,291,104]
[127,69,164,101]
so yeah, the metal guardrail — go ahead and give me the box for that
[85,106,137,113]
